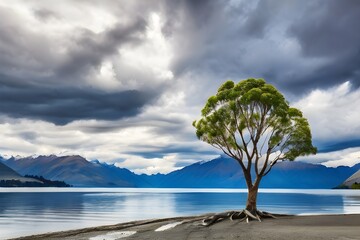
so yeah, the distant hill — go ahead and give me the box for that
[263,161,360,189]
[3,155,148,187]
[2,155,360,188]
[0,161,71,187]
[341,169,360,188]
[143,158,245,188]
[0,161,41,183]
[142,157,360,189]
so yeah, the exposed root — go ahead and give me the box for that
[202,210,290,226]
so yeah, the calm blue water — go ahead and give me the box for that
[0,188,360,239]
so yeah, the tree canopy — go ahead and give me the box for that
[193,78,317,198]
[193,80,317,224]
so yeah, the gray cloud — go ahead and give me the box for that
[57,18,146,79]
[124,144,215,159]
[0,3,162,125]
[33,8,60,21]
[2,0,359,122]
[18,131,38,141]
[161,0,360,95]
[1,0,360,171]
[0,76,157,125]
[0,7,54,78]
[287,0,360,90]
[289,1,360,58]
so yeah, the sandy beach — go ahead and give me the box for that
[11,213,360,240]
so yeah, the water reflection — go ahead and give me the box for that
[343,196,360,214]
[172,192,345,215]
[0,193,88,238]
[0,192,84,214]
[0,189,358,239]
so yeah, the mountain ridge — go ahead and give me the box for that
[0,161,41,183]
[0,160,71,187]
[2,154,360,188]
[2,155,148,187]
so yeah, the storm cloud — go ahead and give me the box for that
[0,2,165,125]
[0,0,360,173]
[0,81,155,125]
[162,0,360,94]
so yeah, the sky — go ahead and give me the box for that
[0,0,360,174]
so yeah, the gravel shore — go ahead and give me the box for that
[11,214,360,240]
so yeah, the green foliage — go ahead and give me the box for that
[351,182,360,189]
[193,78,317,179]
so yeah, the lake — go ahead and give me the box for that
[1,188,360,239]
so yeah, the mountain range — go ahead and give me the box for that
[0,159,71,187]
[2,155,148,187]
[1,154,360,189]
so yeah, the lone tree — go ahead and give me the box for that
[193,78,316,224]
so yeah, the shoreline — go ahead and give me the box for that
[11,213,360,240]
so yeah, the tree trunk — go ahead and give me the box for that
[246,185,259,213]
